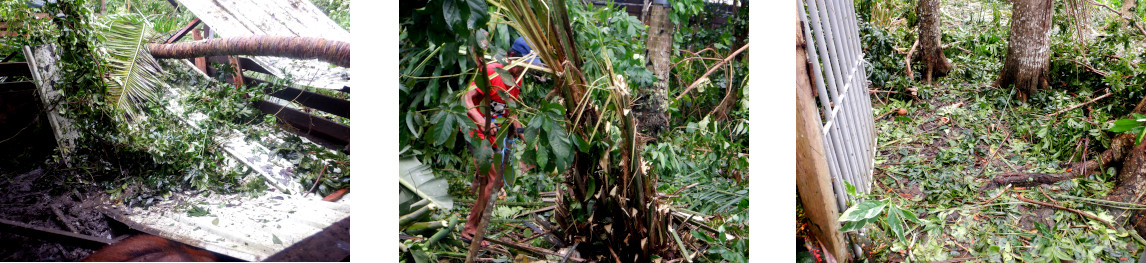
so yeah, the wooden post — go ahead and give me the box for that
[228,56,244,88]
[795,20,848,261]
[191,29,207,73]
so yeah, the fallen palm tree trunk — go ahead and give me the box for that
[147,36,350,68]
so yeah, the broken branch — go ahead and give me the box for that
[675,43,750,101]
[905,39,919,79]
[1047,89,1112,117]
[1084,0,1146,37]
[1016,193,1115,228]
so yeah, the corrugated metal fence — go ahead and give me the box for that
[796,0,876,211]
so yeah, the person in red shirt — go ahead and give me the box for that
[460,60,525,243]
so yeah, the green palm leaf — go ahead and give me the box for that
[98,14,164,119]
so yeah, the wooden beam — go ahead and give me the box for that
[165,18,201,44]
[795,20,848,261]
[246,76,349,119]
[253,100,349,145]
[192,29,207,73]
[0,217,113,250]
[1,51,18,62]
[228,56,244,88]
[0,81,35,91]
[0,62,31,77]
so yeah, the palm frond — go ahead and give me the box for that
[686,185,748,215]
[98,14,164,120]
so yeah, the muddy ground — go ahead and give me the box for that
[0,166,134,261]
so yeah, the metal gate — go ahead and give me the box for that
[797,0,876,211]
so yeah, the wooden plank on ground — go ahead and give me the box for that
[0,217,113,249]
[795,20,848,261]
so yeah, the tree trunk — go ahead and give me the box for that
[147,36,350,68]
[1105,142,1146,235]
[993,0,1053,102]
[635,4,673,139]
[1121,0,1137,22]
[916,0,952,83]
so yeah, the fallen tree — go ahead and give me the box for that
[987,94,1146,232]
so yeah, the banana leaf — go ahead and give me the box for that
[399,157,453,211]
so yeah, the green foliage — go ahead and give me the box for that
[519,101,575,174]
[839,198,925,245]
[310,0,350,31]
[1108,113,1146,145]
[668,0,748,125]
[400,1,748,261]
[0,0,350,204]
[568,1,655,88]
[859,21,908,90]
[90,0,195,35]
[95,13,165,119]
[399,0,496,171]
[668,0,706,27]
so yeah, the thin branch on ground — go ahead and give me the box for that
[1015,193,1115,228]
[976,184,1011,205]
[1047,89,1112,117]
[976,129,1014,177]
[1056,58,1110,77]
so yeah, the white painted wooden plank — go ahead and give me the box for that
[23,44,78,167]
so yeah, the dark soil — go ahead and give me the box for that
[0,167,136,261]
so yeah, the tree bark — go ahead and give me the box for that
[1105,142,1146,235]
[147,36,350,68]
[635,4,673,139]
[994,0,1053,102]
[916,0,952,83]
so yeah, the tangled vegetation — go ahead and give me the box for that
[400,0,747,262]
[800,0,1146,261]
[0,0,351,206]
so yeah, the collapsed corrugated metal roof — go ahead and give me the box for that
[175,0,351,90]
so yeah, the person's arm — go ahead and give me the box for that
[463,88,489,132]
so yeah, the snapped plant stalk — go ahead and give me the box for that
[487,0,673,260]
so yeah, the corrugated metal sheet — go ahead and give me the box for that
[99,191,350,262]
[174,0,350,90]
